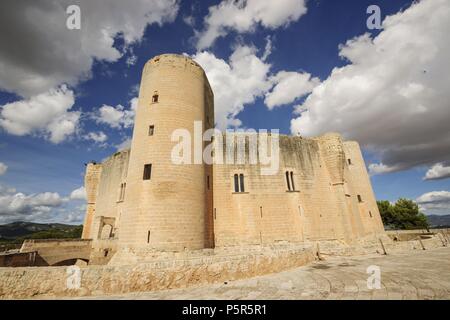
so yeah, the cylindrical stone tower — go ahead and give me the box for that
[118,54,214,251]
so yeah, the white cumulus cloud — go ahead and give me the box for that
[196,0,307,50]
[291,0,450,174]
[417,190,450,214]
[0,0,179,97]
[84,131,108,144]
[115,138,132,151]
[0,188,66,224]
[93,98,137,129]
[368,163,401,176]
[0,184,89,224]
[424,163,450,181]
[70,186,87,201]
[0,162,7,176]
[265,71,320,109]
[193,45,272,129]
[0,86,79,143]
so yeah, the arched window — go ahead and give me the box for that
[234,174,239,192]
[290,171,295,191]
[239,174,245,193]
[285,171,291,191]
[286,171,296,191]
[100,224,113,239]
[233,174,246,193]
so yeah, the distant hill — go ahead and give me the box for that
[426,215,450,228]
[0,221,82,242]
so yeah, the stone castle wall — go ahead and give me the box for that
[82,54,385,264]
[212,133,385,248]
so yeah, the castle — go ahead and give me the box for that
[81,54,385,264]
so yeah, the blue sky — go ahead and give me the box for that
[0,0,449,224]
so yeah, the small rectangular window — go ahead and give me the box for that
[143,164,152,180]
[149,125,154,136]
[233,173,246,192]
[348,159,352,165]
[152,93,158,103]
[357,195,363,203]
[369,211,373,218]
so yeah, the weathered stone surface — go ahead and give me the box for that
[78,247,450,300]
[81,54,385,263]
[0,244,315,299]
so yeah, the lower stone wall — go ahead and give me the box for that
[0,244,316,299]
[0,252,47,267]
[2,231,448,299]
[20,239,92,266]
[316,230,449,256]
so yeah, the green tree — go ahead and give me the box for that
[377,198,429,230]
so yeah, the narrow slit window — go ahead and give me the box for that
[239,174,245,193]
[348,159,352,165]
[143,164,152,180]
[152,92,159,103]
[118,183,125,201]
[290,171,295,191]
[119,182,126,201]
[147,230,151,243]
[357,195,363,203]
[369,211,373,218]
[286,171,291,191]
[207,175,210,190]
[148,125,154,136]
[234,174,239,192]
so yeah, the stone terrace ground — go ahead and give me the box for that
[80,247,450,300]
